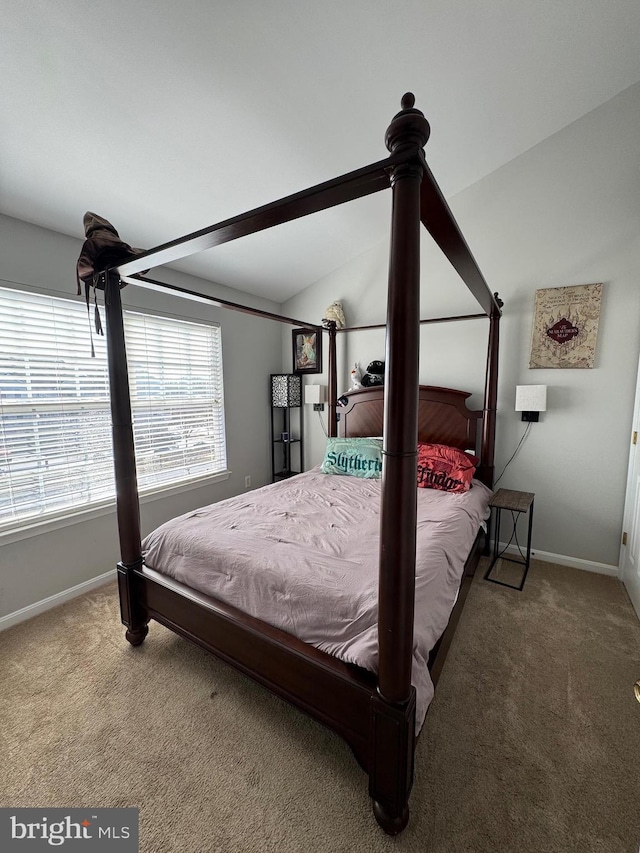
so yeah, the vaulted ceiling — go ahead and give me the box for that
[2,1,640,302]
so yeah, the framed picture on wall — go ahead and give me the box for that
[529,283,603,369]
[292,327,322,374]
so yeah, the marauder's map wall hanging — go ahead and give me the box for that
[529,283,603,369]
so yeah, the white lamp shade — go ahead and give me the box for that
[515,385,547,412]
[304,384,325,404]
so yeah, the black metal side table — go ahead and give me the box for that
[485,488,535,591]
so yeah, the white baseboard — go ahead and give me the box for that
[0,543,621,634]
[498,543,620,578]
[0,570,117,633]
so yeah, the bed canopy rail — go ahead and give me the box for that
[339,313,487,332]
[114,154,408,278]
[108,91,500,485]
[98,92,500,836]
[418,156,499,318]
[121,272,320,329]
[111,101,498,326]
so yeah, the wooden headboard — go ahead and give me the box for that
[338,385,483,455]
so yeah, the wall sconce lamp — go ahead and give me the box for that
[304,384,326,411]
[515,385,547,422]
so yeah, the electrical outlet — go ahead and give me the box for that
[244,475,251,488]
[313,403,324,412]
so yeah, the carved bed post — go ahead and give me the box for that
[102,270,148,646]
[326,320,338,437]
[370,94,430,835]
[479,294,502,488]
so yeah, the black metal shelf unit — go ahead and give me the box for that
[270,374,304,482]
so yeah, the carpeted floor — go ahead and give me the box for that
[1,559,639,852]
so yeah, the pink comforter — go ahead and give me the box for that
[142,468,492,730]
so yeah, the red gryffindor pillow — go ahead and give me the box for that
[416,443,479,493]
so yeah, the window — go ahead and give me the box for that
[0,286,226,533]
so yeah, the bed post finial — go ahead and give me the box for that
[385,93,431,154]
[401,92,415,110]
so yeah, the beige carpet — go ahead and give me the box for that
[1,559,639,852]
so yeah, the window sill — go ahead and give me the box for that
[0,470,230,547]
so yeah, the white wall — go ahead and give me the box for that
[283,83,640,569]
[0,214,284,618]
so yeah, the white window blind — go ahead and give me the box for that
[0,286,226,533]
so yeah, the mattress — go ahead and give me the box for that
[142,467,492,730]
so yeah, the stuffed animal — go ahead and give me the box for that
[322,301,346,330]
[361,360,385,387]
[349,362,363,390]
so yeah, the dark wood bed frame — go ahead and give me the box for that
[99,93,501,835]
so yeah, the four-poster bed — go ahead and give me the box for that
[96,93,502,835]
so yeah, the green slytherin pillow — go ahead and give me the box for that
[320,437,383,479]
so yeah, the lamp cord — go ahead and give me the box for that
[316,409,328,437]
[493,421,532,487]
